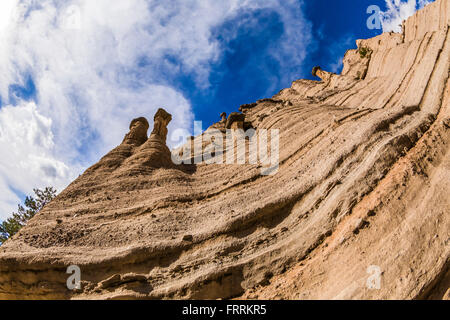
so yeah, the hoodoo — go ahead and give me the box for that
[115,108,174,174]
[0,0,448,300]
[123,117,150,146]
[312,66,334,82]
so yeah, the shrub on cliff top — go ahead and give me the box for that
[359,47,372,59]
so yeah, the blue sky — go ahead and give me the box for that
[181,0,387,128]
[0,0,432,219]
[121,0,430,129]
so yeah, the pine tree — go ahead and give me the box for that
[0,187,57,245]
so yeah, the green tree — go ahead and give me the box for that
[0,187,57,245]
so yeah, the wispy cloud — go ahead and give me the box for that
[380,0,433,33]
[327,35,355,74]
[0,0,313,219]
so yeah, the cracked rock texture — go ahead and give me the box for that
[0,0,449,300]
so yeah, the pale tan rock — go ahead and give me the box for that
[312,66,334,82]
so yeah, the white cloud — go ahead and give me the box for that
[0,0,312,219]
[0,102,75,219]
[380,0,433,32]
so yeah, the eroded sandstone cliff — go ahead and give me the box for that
[0,0,449,300]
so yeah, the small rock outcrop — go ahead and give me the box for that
[312,66,334,82]
[123,117,150,146]
[220,112,227,124]
[226,112,246,129]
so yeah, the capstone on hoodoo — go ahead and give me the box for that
[312,66,335,82]
[122,117,150,146]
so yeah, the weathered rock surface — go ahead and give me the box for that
[0,0,449,300]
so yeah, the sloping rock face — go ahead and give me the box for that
[0,0,449,300]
